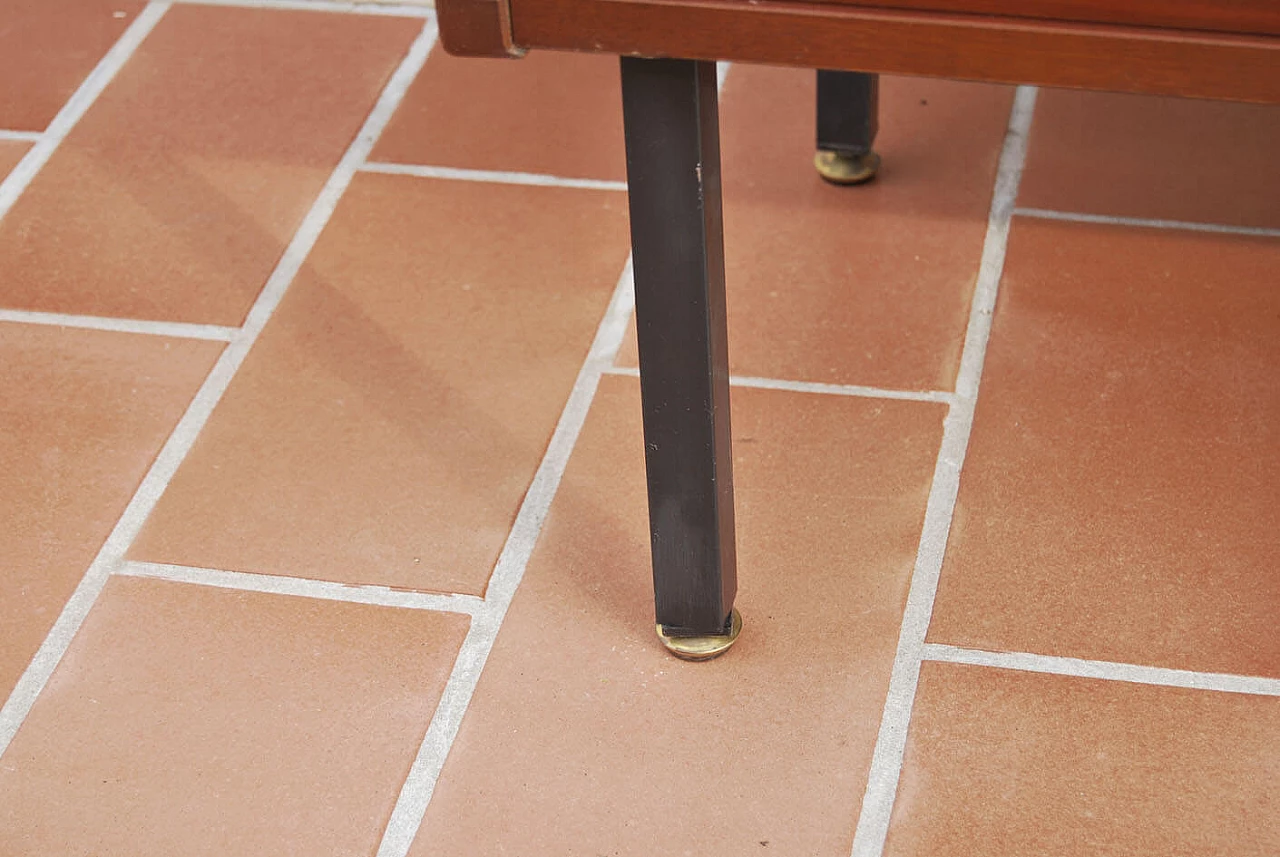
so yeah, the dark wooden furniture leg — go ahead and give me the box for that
[814,70,881,185]
[619,56,741,661]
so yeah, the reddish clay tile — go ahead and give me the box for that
[0,324,221,701]
[0,141,30,181]
[131,174,630,595]
[930,219,1280,677]
[0,6,419,325]
[0,575,468,856]
[1020,89,1280,229]
[0,0,144,131]
[409,376,944,855]
[886,662,1280,856]
[617,68,1013,390]
[373,48,625,181]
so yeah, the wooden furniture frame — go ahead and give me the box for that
[435,0,1280,656]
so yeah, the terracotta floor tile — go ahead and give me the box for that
[0,324,221,701]
[885,662,1280,856]
[410,376,944,855]
[131,174,630,595]
[0,575,468,856]
[1020,89,1280,229]
[0,0,144,132]
[930,219,1280,677]
[373,48,625,181]
[0,141,30,181]
[617,68,1013,390]
[0,6,419,326]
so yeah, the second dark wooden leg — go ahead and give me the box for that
[814,70,881,185]
[619,56,740,660]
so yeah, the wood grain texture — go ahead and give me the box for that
[810,0,1280,38]
[437,0,522,57]
[508,0,1280,103]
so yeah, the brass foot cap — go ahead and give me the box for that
[814,150,881,185]
[657,609,743,661]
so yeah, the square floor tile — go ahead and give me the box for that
[930,219,1280,677]
[0,5,419,325]
[885,662,1280,856]
[0,0,144,131]
[0,575,468,856]
[372,47,625,181]
[1019,89,1280,229]
[131,173,630,595]
[0,324,221,700]
[409,376,945,855]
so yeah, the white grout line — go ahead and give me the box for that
[922,643,1280,697]
[121,561,483,615]
[0,3,170,225]
[171,0,433,16]
[603,365,954,404]
[0,309,239,341]
[726,374,955,404]
[1014,207,1280,239]
[0,130,43,143]
[0,16,438,762]
[375,257,636,857]
[849,85,1039,857]
[361,161,628,192]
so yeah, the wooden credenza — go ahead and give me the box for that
[433,0,1278,658]
[438,0,1279,103]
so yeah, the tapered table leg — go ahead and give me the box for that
[619,56,741,660]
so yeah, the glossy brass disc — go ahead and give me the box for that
[814,149,881,185]
[657,608,743,661]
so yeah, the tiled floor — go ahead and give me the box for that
[1,2,1277,856]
